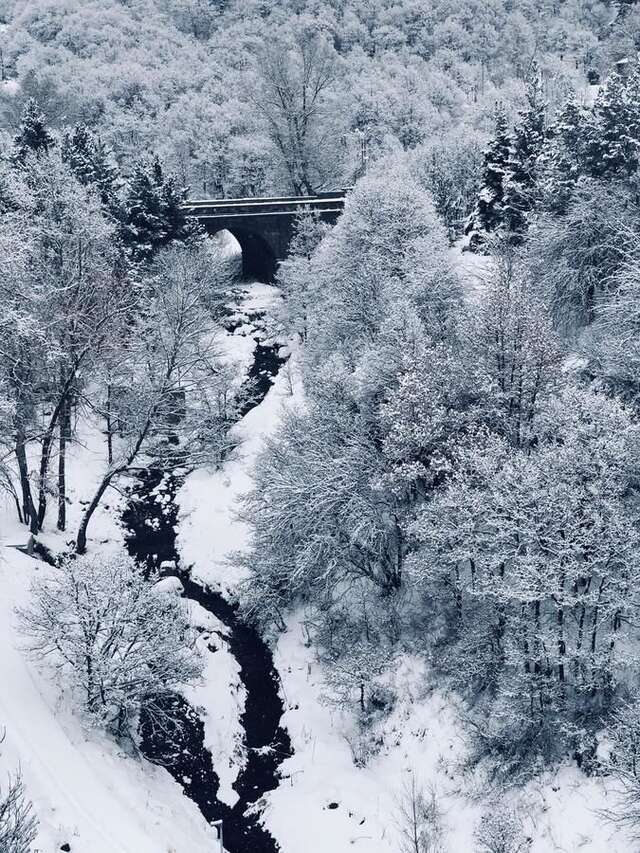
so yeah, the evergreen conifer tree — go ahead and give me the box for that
[503,65,547,240]
[585,63,640,178]
[11,98,55,164]
[61,125,122,215]
[539,100,586,214]
[121,156,195,261]
[466,106,511,252]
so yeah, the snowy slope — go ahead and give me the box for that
[0,546,219,853]
[174,289,635,853]
[1,277,630,853]
[264,617,631,853]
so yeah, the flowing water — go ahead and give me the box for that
[122,307,290,852]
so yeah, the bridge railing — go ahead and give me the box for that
[185,189,347,207]
[183,190,348,219]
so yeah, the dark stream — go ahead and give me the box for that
[122,305,290,852]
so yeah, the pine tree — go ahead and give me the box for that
[538,63,640,215]
[11,98,55,164]
[160,172,191,243]
[120,156,194,261]
[503,66,547,240]
[61,125,122,216]
[539,100,586,215]
[585,62,640,178]
[60,124,94,183]
[466,107,512,252]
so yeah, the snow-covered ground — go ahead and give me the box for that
[184,601,247,806]
[264,617,630,853]
[0,543,219,853]
[449,240,494,304]
[175,283,635,853]
[177,283,299,596]
[0,279,634,853]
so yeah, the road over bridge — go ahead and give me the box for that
[184,191,346,282]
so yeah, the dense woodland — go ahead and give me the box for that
[3,1,640,850]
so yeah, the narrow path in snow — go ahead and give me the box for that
[122,299,291,853]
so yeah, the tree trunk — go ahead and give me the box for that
[557,605,566,685]
[76,405,156,553]
[76,474,113,554]
[15,427,37,534]
[57,396,71,531]
[36,397,65,530]
[106,383,114,466]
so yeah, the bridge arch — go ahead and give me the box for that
[207,225,278,283]
[185,192,346,284]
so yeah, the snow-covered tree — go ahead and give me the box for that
[466,107,512,251]
[539,99,586,215]
[11,98,54,164]
[528,178,637,329]
[75,240,233,553]
[247,19,345,194]
[503,65,547,239]
[61,124,122,215]
[415,129,484,240]
[0,768,38,853]
[242,159,461,646]
[276,208,332,340]
[18,552,203,737]
[27,155,130,531]
[475,807,527,853]
[305,164,457,368]
[469,242,562,448]
[583,62,640,179]
[120,156,195,261]
[603,696,640,838]
[410,386,640,766]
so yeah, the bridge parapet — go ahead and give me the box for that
[184,190,347,281]
[183,190,347,220]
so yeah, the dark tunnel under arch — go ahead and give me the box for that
[207,226,278,283]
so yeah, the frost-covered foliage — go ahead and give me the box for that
[601,696,640,838]
[0,97,238,551]
[241,164,462,628]
[0,0,627,195]
[245,130,640,809]
[4,0,640,840]
[17,553,203,737]
[413,386,640,770]
[467,60,640,255]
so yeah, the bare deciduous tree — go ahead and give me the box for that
[248,23,344,195]
[396,774,445,853]
[17,553,203,739]
[0,732,38,853]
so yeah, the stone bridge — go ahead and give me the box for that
[184,191,346,282]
